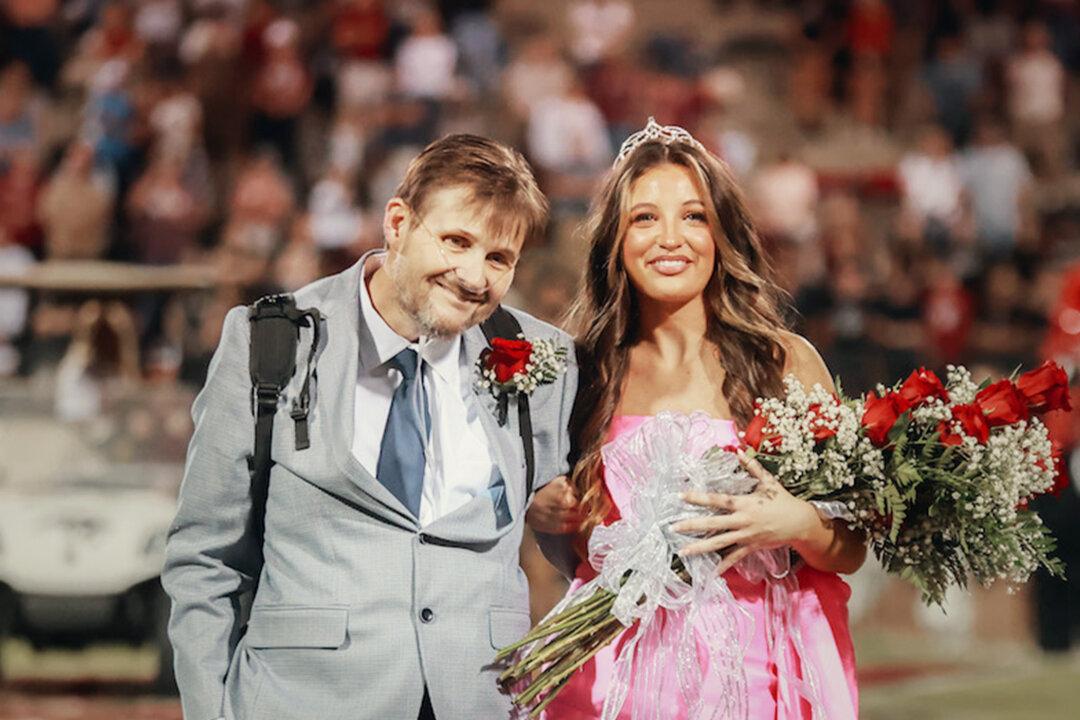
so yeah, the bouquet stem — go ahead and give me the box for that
[514,614,626,714]
[495,587,614,662]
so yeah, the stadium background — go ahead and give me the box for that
[1,1,1079,718]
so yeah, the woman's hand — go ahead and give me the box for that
[672,449,821,575]
[526,475,583,534]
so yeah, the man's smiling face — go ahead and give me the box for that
[383,185,524,338]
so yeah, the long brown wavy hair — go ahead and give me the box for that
[566,140,791,547]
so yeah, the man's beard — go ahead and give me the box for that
[387,256,495,338]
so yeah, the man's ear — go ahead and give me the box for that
[383,198,410,251]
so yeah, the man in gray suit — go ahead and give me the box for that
[163,135,577,720]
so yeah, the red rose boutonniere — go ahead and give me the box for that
[477,335,568,423]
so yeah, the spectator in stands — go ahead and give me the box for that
[82,59,139,185]
[868,250,928,379]
[228,148,296,233]
[923,33,982,146]
[822,257,876,395]
[37,139,115,260]
[965,1,1015,65]
[788,42,832,133]
[0,61,46,167]
[958,116,1034,261]
[845,0,894,59]
[846,51,888,126]
[393,5,458,102]
[333,0,393,110]
[249,18,311,172]
[134,0,185,53]
[566,0,635,68]
[503,33,574,124]
[752,151,820,246]
[525,76,611,213]
[921,253,973,366]
[147,61,205,169]
[332,0,390,61]
[0,148,42,255]
[443,0,504,93]
[61,0,144,90]
[756,153,829,308]
[1005,20,1067,178]
[896,124,967,251]
[969,260,1045,370]
[306,166,363,253]
[178,0,245,162]
[126,148,207,265]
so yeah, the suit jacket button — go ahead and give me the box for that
[420,607,435,623]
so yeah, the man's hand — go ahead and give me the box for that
[526,475,582,534]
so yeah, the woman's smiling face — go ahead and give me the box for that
[621,162,716,307]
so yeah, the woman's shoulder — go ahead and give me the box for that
[778,331,835,393]
[778,330,820,366]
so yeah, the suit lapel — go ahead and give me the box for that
[461,326,526,518]
[313,253,419,529]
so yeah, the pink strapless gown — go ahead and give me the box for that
[543,416,859,720]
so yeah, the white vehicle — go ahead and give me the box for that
[0,462,181,692]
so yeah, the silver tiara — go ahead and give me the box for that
[614,117,707,166]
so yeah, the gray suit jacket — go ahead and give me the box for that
[162,255,578,720]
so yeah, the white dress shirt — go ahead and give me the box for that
[352,255,496,526]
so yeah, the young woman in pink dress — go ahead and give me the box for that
[534,122,865,719]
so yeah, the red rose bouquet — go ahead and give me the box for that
[495,363,1069,717]
[744,362,1069,604]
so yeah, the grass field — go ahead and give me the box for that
[1,631,1077,718]
[855,629,1077,719]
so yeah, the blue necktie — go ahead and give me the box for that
[377,348,430,517]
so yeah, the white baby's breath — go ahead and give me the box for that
[747,368,1062,605]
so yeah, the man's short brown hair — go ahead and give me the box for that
[394,134,549,246]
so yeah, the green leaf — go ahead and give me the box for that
[892,431,908,460]
[939,446,958,471]
[895,462,921,487]
[881,484,907,542]
[887,413,911,449]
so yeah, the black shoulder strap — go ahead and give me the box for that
[480,306,536,498]
[248,294,322,536]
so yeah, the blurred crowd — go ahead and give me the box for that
[0,0,1078,651]
[0,0,1078,391]
[0,0,1076,399]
